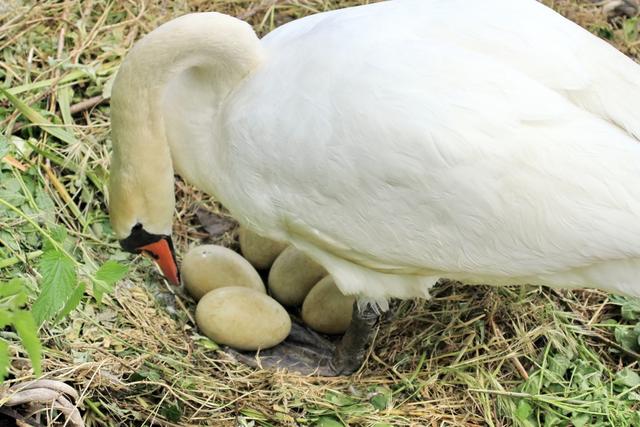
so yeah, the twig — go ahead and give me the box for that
[69,95,105,115]
[1,154,28,171]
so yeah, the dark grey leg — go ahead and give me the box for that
[330,302,379,375]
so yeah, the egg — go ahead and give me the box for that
[182,245,265,300]
[302,276,355,335]
[268,246,328,306]
[238,226,288,270]
[196,287,291,350]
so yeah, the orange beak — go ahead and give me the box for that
[139,239,180,286]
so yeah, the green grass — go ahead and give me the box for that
[1,0,640,425]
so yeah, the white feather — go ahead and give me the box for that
[145,0,640,300]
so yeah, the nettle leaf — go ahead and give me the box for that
[13,311,41,375]
[93,260,128,303]
[95,260,128,284]
[32,249,77,324]
[55,282,85,323]
[43,225,68,251]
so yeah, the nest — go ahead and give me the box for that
[0,0,639,425]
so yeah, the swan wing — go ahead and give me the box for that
[222,0,640,292]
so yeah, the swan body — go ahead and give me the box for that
[109,0,640,303]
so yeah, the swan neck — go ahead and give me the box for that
[108,13,263,238]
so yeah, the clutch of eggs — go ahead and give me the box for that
[188,227,357,351]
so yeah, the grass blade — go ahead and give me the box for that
[0,86,79,146]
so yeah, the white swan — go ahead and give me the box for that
[109,0,640,373]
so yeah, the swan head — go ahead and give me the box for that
[108,144,180,285]
[119,223,179,286]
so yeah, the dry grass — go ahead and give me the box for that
[1,0,640,425]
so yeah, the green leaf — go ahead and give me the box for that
[93,260,128,303]
[161,403,182,422]
[102,72,116,99]
[57,86,74,126]
[3,69,89,97]
[621,303,640,322]
[55,282,85,323]
[314,417,344,427]
[614,326,640,352]
[615,367,640,389]
[609,295,640,321]
[32,249,77,324]
[94,260,128,284]
[0,339,9,381]
[623,18,638,42]
[13,311,41,376]
[369,386,392,410]
[0,311,11,328]
[0,177,27,207]
[0,86,79,146]
[628,391,640,401]
[370,393,389,410]
[515,400,533,421]
[0,135,10,159]
[571,413,590,427]
[543,411,563,427]
[324,391,357,407]
[548,353,571,378]
[134,368,160,381]
[48,225,68,246]
[239,408,268,421]
[0,278,26,298]
[0,278,28,310]
[196,336,219,350]
[34,186,56,224]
